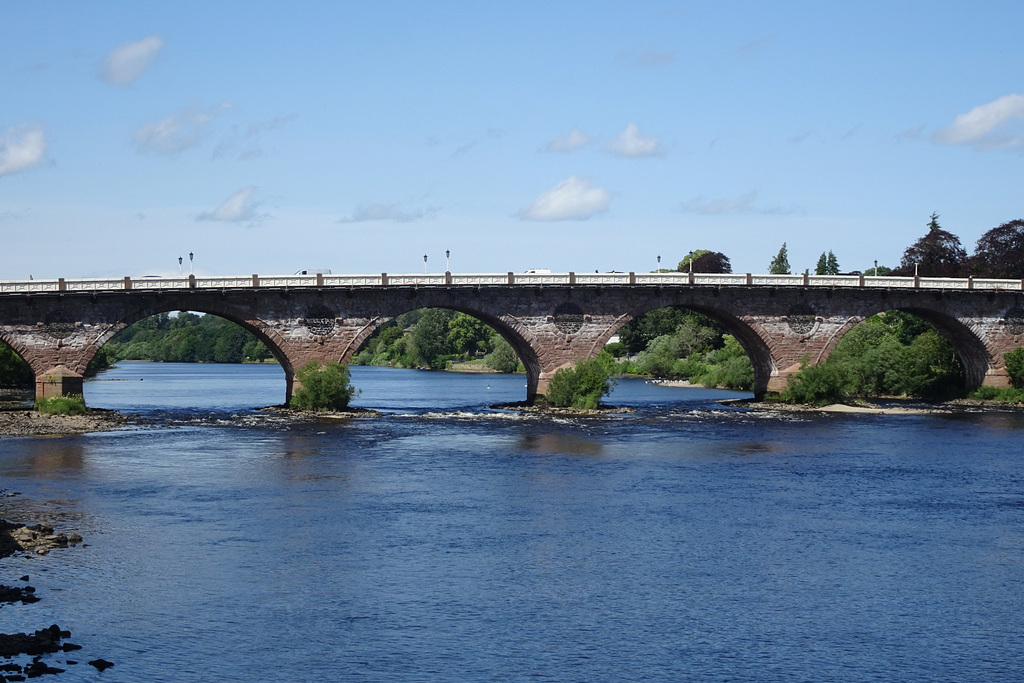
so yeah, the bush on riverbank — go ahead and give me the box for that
[1005,348,1024,388]
[35,395,87,416]
[290,362,357,411]
[781,362,849,406]
[545,353,616,409]
[969,386,1024,403]
[967,348,1024,402]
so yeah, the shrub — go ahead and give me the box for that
[604,341,627,358]
[1005,348,1024,389]
[969,385,1024,403]
[691,354,754,390]
[546,357,616,409]
[782,362,850,406]
[290,361,357,411]
[35,394,88,415]
[484,337,520,373]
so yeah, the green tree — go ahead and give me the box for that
[635,319,719,378]
[0,344,33,388]
[410,308,457,369]
[769,243,791,274]
[782,362,850,405]
[787,311,964,402]
[686,335,754,390]
[242,339,272,363]
[825,250,840,275]
[290,361,357,411]
[546,353,616,409]
[447,313,492,357]
[1003,348,1024,389]
[677,250,711,271]
[815,252,828,275]
[484,336,520,373]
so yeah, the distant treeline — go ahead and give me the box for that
[98,312,272,365]
[351,308,521,373]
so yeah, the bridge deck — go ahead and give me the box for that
[2,272,1022,294]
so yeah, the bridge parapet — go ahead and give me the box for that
[2,272,1024,293]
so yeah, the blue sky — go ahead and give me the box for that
[2,2,1022,279]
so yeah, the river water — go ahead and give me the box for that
[2,362,1024,681]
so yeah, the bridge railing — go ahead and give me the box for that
[966,278,1021,291]
[2,272,1023,293]
[0,279,61,293]
[130,277,193,290]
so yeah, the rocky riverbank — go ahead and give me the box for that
[724,397,1024,415]
[0,408,131,437]
[491,401,636,416]
[1,504,113,678]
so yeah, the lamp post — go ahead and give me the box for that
[178,256,183,276]
[446,249,450,273]
[688,251,693,274]
[189,252,194,275]
[423,254,428,274]
[657,255,661,272]
[874,260,878,277]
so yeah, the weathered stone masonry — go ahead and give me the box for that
[1,283,1022,403]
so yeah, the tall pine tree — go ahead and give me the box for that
[769,243,791,274]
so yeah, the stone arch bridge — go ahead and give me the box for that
[2,271,1023,403]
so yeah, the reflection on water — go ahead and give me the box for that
[3,363,1024,681]
[517,432,605,456]
[11,438,87,476]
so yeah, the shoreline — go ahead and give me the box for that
[0,408,132,437]
[1,494,112,676]
[2,392,1023,438]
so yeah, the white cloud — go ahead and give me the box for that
[934,94,1024,149]
[0,124,46,177]
[103,36,164,85]
[338,202,438,223]
[134,104,231,154]
[605,123,662,157]
[197,186,263,224]
[544,127,591,153]
[679,190,797,216]
[518,176,611,221]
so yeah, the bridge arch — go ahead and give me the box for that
[346,303,542,400]
[87,303,295,401]
[606,300,776,396]
[0,334,35,389]
[819,304,991,391]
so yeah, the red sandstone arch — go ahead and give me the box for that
[602,302,777,396]
[0,334,33,387]
[825,305,992,390]
[86,304,294,400]
[346,304,542,400]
